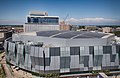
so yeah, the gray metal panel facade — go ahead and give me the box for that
[4,40,120,74]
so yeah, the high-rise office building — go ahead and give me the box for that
[24,11,59,32]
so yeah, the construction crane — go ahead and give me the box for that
[63,14,69,24]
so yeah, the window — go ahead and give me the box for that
[28,17,59,25]
[103,46,112,54]
[94,55,103,66]
[89,46,94,54]
[33,17,38,23]
[50,47,60,56]
[60,57,70,68]
[70,47,80,55]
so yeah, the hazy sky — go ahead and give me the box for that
[0,0,120,25]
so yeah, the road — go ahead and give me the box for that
[0,52,33,78]
[0,52,14,78]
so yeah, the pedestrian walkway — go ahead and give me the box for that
[11,66,33,78]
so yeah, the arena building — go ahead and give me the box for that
[4,30,120,76]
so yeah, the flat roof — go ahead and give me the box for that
[27,15,59,18]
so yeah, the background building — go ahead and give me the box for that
[102,27,112,33]
[0,31,12,51]
[60,21,71,30]
[85,26,98,31]
[24,11,59,32]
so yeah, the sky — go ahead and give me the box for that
[0,0,120,25]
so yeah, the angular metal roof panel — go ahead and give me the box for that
[36,30,67,37]
[36,30,109,39]
[52,31,84,39]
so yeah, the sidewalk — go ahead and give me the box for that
[0,53,14,78]
[11,66,33,78]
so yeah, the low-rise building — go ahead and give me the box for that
[102,27,112,33]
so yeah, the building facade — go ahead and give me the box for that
[24,11,59,32]
[102,27,112,33]
[4,30,120,74]
[60,21,71,30]
[0,31,12,51]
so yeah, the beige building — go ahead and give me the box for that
[102,27,112,33]
[85,26,97,31]
[0,32,4,38]
[60,21,71,30]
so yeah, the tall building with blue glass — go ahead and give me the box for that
[24,11,59,32]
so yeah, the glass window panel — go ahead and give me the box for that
[84,56,89,67]
[89,46,94,54]
[103,46,112,54]
[70,47,80,55]
[79,56,84,64]
[94,55,103,66]
[110,54,116,62]
[60,57,70,68]
[50,47,60,56]
[45,58,50,66]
